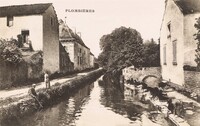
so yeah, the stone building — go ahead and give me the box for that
[0,3,71,73]
[160,0,200,85]
[59,42,74,73]
[90,52,95,68]
[59,20,91,71]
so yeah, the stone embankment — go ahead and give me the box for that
[124,83,191,126]
[124,80,200,126]
[0,68,105,125]
[123,66,200,103]
[122,67,200,126]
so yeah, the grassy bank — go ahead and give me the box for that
[0,68,105,125]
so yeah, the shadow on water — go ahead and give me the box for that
[7,74,171,126]
[15,83,94,126]
[99,75,150,121]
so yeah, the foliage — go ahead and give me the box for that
[28,51,43,66]
[0,39,23,64]
[194,17,200,70]
[28,51,44,78]
[142,39,160,67]
[17,34,23,48]
[183,65,197,71]
[98,26,144,71]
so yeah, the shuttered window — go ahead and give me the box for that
[163,44,167,65]
[7,16,13,27]
[167,22,171,39]
[172,40,177,65]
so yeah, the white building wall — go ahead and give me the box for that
[0,15,43,50]
[83,47,90,69]
[74,42,81,70]
[62,41,91,71]
[160,0,184,85]
[72,42,90,70]
[184,13,200,66]
[90,54,94,68]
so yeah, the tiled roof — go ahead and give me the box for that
[0,3,52,17]
[59,20,73,39]
[173,0,200,14]
[59,20,89,49]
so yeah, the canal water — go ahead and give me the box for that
[17,76,170,126]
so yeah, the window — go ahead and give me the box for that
[172,40,177,65]
[78,48,82,65]
[50,17,54,26]
[21,30,29,36]
[167,23,171,32]
[167,22,171,38]
[21,30,30,44]
[80,57,82,65]
[163,44,167,65]
[78,56,80,65]
[7,16,13,27]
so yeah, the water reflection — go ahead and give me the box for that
[75,80,139,126]
[20,83,94,126]
[99,79,148,122]
[17,76,170,126]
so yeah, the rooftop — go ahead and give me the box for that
[0,3,52,17]
[59,20,89,49]
[173,0,200,14]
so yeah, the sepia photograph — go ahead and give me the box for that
[0,0,200,126]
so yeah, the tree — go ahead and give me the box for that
[0,39,23,64]
[98,26,144,71]
[194,17,200,70]
[142,38,160,67]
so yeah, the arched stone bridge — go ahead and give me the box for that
[123,67,161,85]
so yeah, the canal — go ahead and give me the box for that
[15,76,170,126]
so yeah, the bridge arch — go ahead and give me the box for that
[142,75,159,82]
[141,74,161,88]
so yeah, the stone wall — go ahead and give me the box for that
[123,67,161,82]
[184,70,200,93]
[0,52,43,89]
[0,61,28,89]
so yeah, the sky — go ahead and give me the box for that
[0,0,165,57]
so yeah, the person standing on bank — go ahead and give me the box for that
[44,72,50,89]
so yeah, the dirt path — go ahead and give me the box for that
[0,72,90,100]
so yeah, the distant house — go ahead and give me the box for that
[0,3,68,73]
[90,52,95,68]
[160,0,200,85]
[59,20,91,71]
